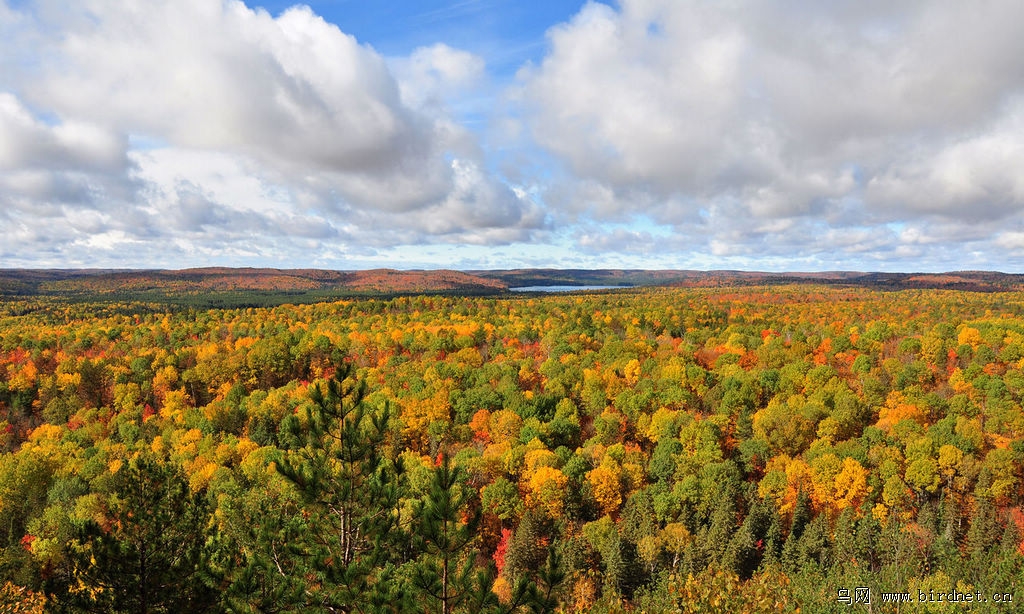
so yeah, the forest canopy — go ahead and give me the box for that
[1,285,1022,612]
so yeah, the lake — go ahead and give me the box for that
[508,285,629,292]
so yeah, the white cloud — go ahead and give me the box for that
[4,0,1024,270]
[0,0,548,267]
[0,94,124,171]
[866,109,1024,219]
[519,0,1024,267]
[995,231,1024,252]
[17,0,455,211]
[393,43,486,109]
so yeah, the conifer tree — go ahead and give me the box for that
[215,483,309,613]
[274,362,405,612]
[527,547,564,614]
[410,453,483,614]
[57,454,216,614]
[781,490,812,571]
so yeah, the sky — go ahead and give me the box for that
[2,1,1024,272]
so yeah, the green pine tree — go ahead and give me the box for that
[56,453,216,614]
[409,453,485,614]
[527,547,564,614]
[214,482,309,613]
[274,362,406,612]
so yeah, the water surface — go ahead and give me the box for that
[509,285,629,292]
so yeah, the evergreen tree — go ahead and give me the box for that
[527,548,564,614]
[831,508,858,574]
[503,511,550,583]
[853,510,882,573]
[694,482,738,572]
[966,491,1000,585]
[985,521,1023,593]
[410,453,485,614]
[781,491,811,571]
[214,482,309,613]
[796,514,833,571]
[761,502,785,566]
[726,493,775,578]
[407,455,555,614]
[55,454,216,614]
[274,362,406,612]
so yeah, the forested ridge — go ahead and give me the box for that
[1,286,1023,612]
[5,268,1024,307]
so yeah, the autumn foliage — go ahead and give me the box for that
[0,285,1022,611]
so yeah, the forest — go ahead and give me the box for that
[1,284,1023,612]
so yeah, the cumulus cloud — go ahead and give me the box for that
[866,111,1024,220]
[21,0,454,211]
[575,227,665,256]
[0,0,545,267]
[0,94,125,172]
[393,43,486,109]
[0,91,139,247]
[4,0,1024,270]
[519,0,1024,267]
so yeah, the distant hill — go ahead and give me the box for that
[2,268,1024,305]
[475,269,1024,292]
[0,268,504,305]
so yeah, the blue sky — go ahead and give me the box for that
[3,1,1024,272]
[249,0,594,75]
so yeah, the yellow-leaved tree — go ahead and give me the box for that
[526,466,569,517]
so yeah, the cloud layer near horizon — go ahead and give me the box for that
[2,0,1024,270]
